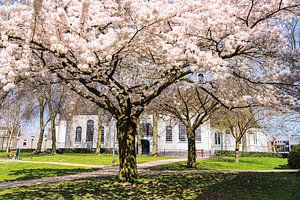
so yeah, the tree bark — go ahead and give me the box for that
[96,107,102,154]
[34,99,46,154]
[187,127,196,168]
[137,118,142,156]
[235,140,240,163]
[117,115,138,183]
[50,113,56,154]
[242,134,247,152]
[5,132,12,153]
[151,112,158,156]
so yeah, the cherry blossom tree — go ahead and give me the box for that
[211,108,266,163]
[157,84,219,168]
[0,0,299,182]
[0,89,34,153]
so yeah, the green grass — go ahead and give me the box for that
[0,152,7,158]
[17,153,170,165]
[0,172,299,199]
[0,161,94,182]
[150,157,289,171]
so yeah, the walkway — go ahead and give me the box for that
[0,159,299,190]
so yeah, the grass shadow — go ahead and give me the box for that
[5,168,96,182]
[197,172,300,200]
[274,164,290,169]
[1,172,299,200]
[0,173,231,200]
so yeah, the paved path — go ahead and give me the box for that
[0,158,299,190]
[0,158,186,190]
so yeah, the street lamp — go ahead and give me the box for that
[16,136,20,160]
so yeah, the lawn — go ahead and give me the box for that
[20,153,171,165]
[0,161,94,182]
[0,172,299,199]
[1,152,172,165]
[150,157,289,170]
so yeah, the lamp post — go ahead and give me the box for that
[16,136,20,160]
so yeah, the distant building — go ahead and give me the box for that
[53,110,268,156]
[0,127,17,150]
[211,128,268,153]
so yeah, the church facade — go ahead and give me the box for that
[53,113,268,156]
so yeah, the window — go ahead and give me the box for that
[214,132,221,145]
[101,126,105,144]
[86,120,94,142]
[179,123,187,142]
[141,122,152,136]
[23,139,28,147]
[75,126,82,143]
[166,125,172,142]
[253,133,258,145]
[195,128,201,141]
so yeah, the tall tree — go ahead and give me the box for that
[1,0,299,182]
[151,111,159,156]
[0,89,34,153]
[158,84,219,168]
[136,118,142,156]
[95,107,103,154]
[44,84,67,154]
[212,108,261,162]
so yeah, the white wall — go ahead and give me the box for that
[210,128,268,152]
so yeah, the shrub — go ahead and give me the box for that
[288,144,300,169]
[214,150,282,158]
[55,148,115,154]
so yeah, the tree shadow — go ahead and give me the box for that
[5,168,95,182]
[197,172,300,200]
[0,173,231,200]
[1,172,299,200]
[274,164,289,169]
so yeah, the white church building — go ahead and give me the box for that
[51,111,268,157]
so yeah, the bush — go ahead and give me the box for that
[214,150,283,158]
[288,144,300,169]
[55,148,115,154]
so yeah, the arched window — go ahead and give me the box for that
[86,120,94,142]
[195,128,201,142]
[141,122,152,136]
[214,132,221,145]
[75,126,82,143]
[101,126,105,144]
[179,123,187,142]
[166,125,172,142]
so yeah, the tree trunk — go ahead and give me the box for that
[187,127,196,168]
[96,107,102,155]
[50,113,56,154]
[151,112,158,156]
[137,118,142,156]
[34,101,46,154]
[5,132,12,153]
[242,134,247,152]
[235,140,240,163]
[117,115,138,183]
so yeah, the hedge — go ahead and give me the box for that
[288,144,300,169]
[214,150,284,158]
